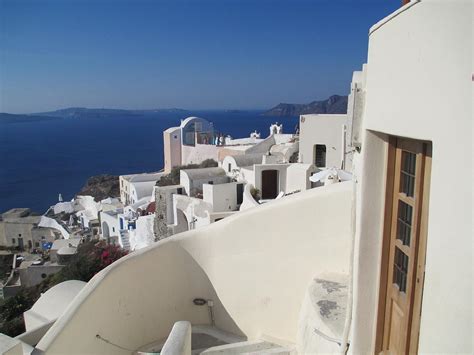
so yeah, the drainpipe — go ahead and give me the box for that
[339,167,357,354]
[341,124,347,170]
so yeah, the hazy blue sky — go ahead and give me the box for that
[0,0,400,113]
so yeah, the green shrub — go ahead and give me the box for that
[157,159,218,187]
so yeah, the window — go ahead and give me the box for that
[208,181,214,185]
[400,151,416,197]
[112,227,115,232]
[314,144,327,167]
[393,247,408,292]
[35,242,40,247]
[41,236,45,240]
[12,238,16,244]
[228,163,232,173]
[173,135,178,139]
[397,201,413,246]
[18,234,21,237]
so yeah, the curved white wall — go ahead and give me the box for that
[36,183,352,354]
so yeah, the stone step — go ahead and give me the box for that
[200,340,285,354]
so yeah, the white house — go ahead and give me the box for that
[119,172,163,205]
[299,114,348,169]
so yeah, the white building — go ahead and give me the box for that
[6,2,471,354]
[119,172,164,205]
[299,114,348,169]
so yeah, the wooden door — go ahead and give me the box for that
[379,138,431,354]
[261,170,278,199]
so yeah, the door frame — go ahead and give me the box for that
[375,136,431,354]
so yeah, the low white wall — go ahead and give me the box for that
[36,183,352,354]
[182,144,219,166]
[286,164,316,194]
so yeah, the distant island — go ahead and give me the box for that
[34,107,190,119]
[0,113,62,124]
[0,107,190,122]
[263,95,348,117]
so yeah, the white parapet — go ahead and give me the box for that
[161,321,192,355]
[35,182,352,354]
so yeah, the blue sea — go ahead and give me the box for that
[0,111,297,214]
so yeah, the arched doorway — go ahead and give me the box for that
[261,169,279,199]
[102,222,110,239]
[175,209,189,234]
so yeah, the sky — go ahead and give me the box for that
[0,0,400,113]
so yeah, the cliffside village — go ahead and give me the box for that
[0,2,471,354]
[0,108,352,298]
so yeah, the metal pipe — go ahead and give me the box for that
[207,300,215,326]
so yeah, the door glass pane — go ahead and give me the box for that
[400,151,416,197]
[397,201,413,246]
[393,247,409,293]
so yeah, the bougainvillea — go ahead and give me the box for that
[0,240,128,337]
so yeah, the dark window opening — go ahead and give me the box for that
[314,144,327,167]
[314,144,326,168]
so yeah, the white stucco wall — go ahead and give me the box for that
[35,183,352,354]
[100,212,120,239]
[351,1,473,353]
[173,195,213,230]
[203,182,241,212]
[163,127,182,173]
[181,144,219,166]
[285,164,316,194]
[129,214,155,250]
[240,167,256,187]
[299,114,347,169]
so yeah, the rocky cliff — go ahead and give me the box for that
[263,95,348,117]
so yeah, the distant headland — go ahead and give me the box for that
[262,94,348,117]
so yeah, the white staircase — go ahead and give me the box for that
[119,230,131,250]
